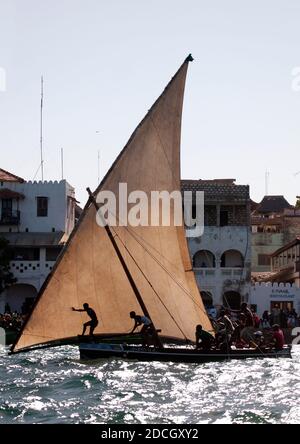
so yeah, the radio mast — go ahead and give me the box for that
[40,76,44,181]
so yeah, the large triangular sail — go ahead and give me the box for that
[12,55,213,353]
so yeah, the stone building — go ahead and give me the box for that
[182,179,251,310]
[267,237,300,287]
[0,167,78,313]
[251,195,300,276]
[250,282,300,316]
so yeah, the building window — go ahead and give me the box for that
[270,301,293,312]
[12,248,40,261]
[2,198,12,216]
[223,291,241,310]
[220,210,229,226]
[221,250,244,268]
[37,197,48,217]
[46,247,62,261]
[258,254,271,266]
[204,206,217,226]
[193,250,216,268]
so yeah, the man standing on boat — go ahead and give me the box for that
[240,303,255,327]
[216,310,235,351]
[240,303,255,344]
[72,303,99,338]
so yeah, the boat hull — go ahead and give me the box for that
[79,343,292,363]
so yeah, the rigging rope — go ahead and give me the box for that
[106,208,212,323]
[110,226,189,341]
[120,225,209,316]
[112,221,270,355]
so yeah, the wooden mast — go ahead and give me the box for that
[87,188,164,348]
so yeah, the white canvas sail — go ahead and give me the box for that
[12,56,213,353]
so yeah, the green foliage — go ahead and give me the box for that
[0,237,17,294]
[295,199,300,209]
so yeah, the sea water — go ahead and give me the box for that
[0,345,299,424]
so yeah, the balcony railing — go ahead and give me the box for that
[194,267,244,278]
[0,210,20,225]
[9,260,55,276]
[221,268,243,277]
[194,268,216,277]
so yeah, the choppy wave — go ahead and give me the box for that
[0,345,299,424]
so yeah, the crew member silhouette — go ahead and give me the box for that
[130,311,156,346]
[72,303,99,337]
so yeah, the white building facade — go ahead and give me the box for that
[182,179,251,310]
[250,282,300,316]
[0,168,77,313]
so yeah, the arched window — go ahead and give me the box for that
[200,291,213,307]
[193,250,216,268]
[220,250,244,268]
[223,291,241,310]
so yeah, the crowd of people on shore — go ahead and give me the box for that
[260,305,300,329]
[207,304,300,329]
[0,304,26,332]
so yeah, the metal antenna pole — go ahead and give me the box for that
[95,131,101,184]
[265,170,270,196]
[61,148,64,180]
[40,76,44,181]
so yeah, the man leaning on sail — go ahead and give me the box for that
[72,303,99,338]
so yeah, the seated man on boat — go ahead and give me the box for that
[271,324,285,351]
[195,324,215,351]
[248,331,266,350]
[129,311,157,346]
[72,303,99,338]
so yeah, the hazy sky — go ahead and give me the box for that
[0,0,300,205]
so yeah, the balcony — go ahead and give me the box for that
[194,267,243,278]
[194,268,216,277]
[221,268,243,277]
[9,260,55,278]
[0,210,20,225]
